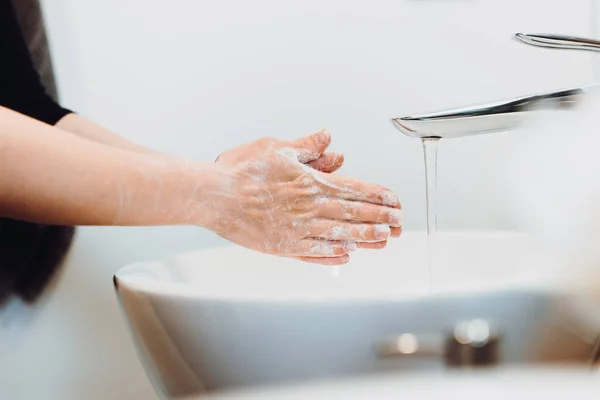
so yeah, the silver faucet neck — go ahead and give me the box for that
[514,33,600,53]
[391,33,600,139]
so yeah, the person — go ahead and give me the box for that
[0,0,403,302]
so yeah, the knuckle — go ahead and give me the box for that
[305,205,320,220]
[376,206,387,221]
[295,173,320,194]
[344,203,360,219]
[299,172,315,186]
[286,198,314,216]
[288,216,307,231]
[308,240,334,256]
[329,224,350,240]
[359,225,370,240]
[311,196,331,210]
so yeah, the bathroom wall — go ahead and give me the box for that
[0,1,596,399]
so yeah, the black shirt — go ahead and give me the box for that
[1,0,75,304]
[0,0,71,124]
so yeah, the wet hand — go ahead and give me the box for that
[213,130,403,265]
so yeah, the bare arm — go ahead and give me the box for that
[0,106,225,227]
[55,113,163,155]
[0,106,404,264]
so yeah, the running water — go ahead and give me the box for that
[422,138,440,283]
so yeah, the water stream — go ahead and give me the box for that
[422,138,440,283]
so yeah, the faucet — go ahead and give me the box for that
[377,319,501,368]
[392,33,600,139]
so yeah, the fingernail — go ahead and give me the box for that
[381,191,400,207]
[343,241,357,252]
[374,224,391,240]
[391,227,402,238]
[389,209,404,227]
[329,152,342,161]
[320,129,331,142]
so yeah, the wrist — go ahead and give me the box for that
[175,159,238,231]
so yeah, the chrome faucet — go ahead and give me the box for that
[377,319,501,368]
[392,33,600,139]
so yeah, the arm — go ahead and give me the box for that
[3,1,346,168]
[0,106,223,227]
[55,113,163,155]
[0,109,402,264]
[1,0,160,156]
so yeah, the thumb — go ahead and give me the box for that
[290,129,332,163]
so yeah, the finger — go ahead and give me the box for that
[283,238,356,257]
[356,241,388,250]
[391,227,402,238]
[305,220,391,242]
[292,255,350,265]
[314,174,401,208]
[290,129,331,163]
[307,152,344,173]
[314,199,403,227]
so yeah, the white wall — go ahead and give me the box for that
[0,1,596,399]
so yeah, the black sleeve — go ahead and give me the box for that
[0,0,72,125]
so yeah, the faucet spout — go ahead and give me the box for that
[514,33,600,53]
[391,33,600,139]
[392,85,598,139]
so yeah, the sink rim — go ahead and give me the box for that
[113,229,569,304]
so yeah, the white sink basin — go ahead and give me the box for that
[113,230,600,400]
[196,367,600,400]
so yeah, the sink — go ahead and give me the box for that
[194,367,600,400]
[113,230,600,400]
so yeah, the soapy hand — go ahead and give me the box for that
[216,130,346,174]
[212,130,403,265]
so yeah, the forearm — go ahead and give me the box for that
[0,106,226,227]
[55,113,163,155]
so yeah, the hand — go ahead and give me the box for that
[212,130,403,265]
[217,130,402,248]
[216,129,345,173]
